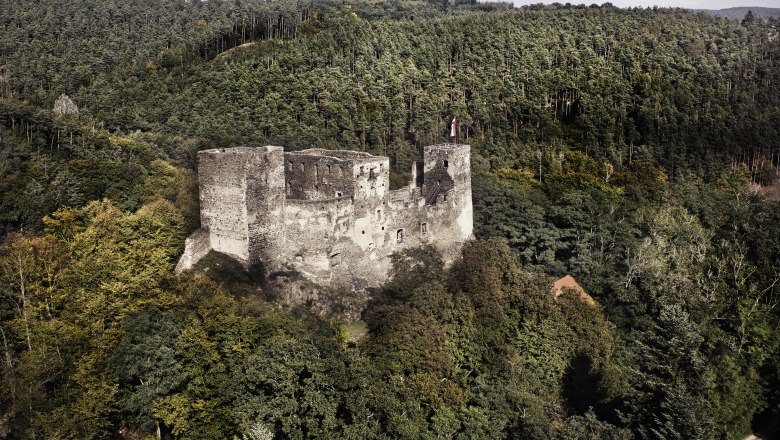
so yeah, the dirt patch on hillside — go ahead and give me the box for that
[752,178,780,201]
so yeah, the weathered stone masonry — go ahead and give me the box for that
[176,144,474,289]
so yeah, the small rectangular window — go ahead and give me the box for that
[397,229,404,244]
[444,160,449,168]
[421,223,427,234]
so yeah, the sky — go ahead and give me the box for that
[510,0,779,9]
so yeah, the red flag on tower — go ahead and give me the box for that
[450,117,456,138]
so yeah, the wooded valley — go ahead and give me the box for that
[0,0,778,438]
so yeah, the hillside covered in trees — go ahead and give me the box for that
[1,0,779,439]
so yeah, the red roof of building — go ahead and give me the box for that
[552,275,596,307]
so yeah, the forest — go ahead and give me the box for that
[0,0,779,438]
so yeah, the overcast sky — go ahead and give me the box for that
[510,0,779,9]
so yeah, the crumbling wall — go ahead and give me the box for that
[284,153,354,200]
[175,228,211,273]
[283,197,354,279]
[351,158,390,215]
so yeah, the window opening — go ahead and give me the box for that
[421,223,427,234]
[396,229,404,244]
[444,160,449,168]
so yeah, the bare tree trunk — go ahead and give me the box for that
[16,254,32,351]
[537,150,543,184]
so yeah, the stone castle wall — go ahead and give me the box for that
[177,144,474,289]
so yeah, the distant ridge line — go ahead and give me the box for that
[693,6,780,20]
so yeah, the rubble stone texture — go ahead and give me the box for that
[52,93,79,116]
[176,144,474,289]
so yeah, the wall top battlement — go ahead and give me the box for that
[425,143,469,150]
[287,149,384,164]
[199,145,282,156]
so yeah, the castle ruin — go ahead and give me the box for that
[176,144,473,289]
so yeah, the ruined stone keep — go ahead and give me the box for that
[176,144,474,288]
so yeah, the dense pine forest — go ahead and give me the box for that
[1,0,779,439]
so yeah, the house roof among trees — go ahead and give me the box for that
[553,275,596,307]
